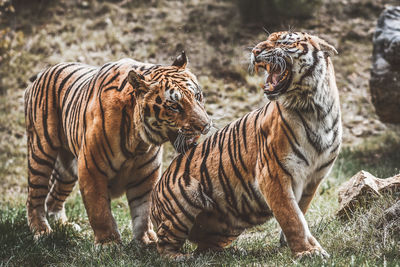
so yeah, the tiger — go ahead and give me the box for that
[24,51,211,246]
[150,32,342,259]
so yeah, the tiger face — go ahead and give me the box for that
[128,52,211,153]
[250,31,337,108]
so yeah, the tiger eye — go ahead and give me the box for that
[170,103,179,110]
[195,93,202,102]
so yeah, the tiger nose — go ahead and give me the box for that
[252,48,262,57]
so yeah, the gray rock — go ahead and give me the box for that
[337,170,400,219]
[370,6,400,123]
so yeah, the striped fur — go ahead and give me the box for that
[24,52,211,245]
[151,32,342,258]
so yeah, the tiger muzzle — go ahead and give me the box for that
[251,50,293,99]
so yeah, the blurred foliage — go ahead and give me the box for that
[0,0,14,15]
[0,0,21,94]
[0,28,25,93]
[235,0,322,26]
[0,0,54,94]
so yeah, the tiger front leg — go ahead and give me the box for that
[125,156,162,246]
[258,167,328,258]
[78,151,121,245]
[279,179,323,247]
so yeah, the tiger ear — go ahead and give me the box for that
[127,70,149,96]
[172,51,188,69]
[310,36,338,57]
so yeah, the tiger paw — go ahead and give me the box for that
[94,231,122,249]
[47,208,68,225]
[30,221,52,241]
[142,229,158,245]
[47,209,81,232]
[295,247,330,260]
[130,230,158,248]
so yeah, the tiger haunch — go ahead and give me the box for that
[24,52,211,245]
[151,32,341,258]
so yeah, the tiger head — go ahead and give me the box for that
[128,52,211,153]
[250,31,338,110]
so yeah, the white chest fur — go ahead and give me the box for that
[282,104,342,201]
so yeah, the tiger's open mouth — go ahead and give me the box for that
[254,61,292,99]
[182,133,200,147]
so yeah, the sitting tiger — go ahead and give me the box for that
[25,51,211,245]
[151,32,342,258]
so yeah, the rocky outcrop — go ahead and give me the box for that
[337,170,400,218]
[370,6,400,123]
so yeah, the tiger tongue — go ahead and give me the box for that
[266,72,280,88]
[272,73,280,84]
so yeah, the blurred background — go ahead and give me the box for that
[1,0,399,265]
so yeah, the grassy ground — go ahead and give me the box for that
[1,0,400,266]
[1,133,399,266]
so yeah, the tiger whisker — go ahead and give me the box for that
[288,54,294,65]
[180,134,190,157]
[211,125,220,131]
[262,27,271,36]
[173,133,182,152]
[248,64,255,75]
[178,134,185,153]
[176,133,190,158]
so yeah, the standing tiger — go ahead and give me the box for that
[24,51,211,245]
[151,32,342,258]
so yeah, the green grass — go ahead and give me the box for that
[1,134,399,267]
[1,0,400,265]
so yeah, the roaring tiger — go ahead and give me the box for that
[24,51,211,245]
[151,32,342,258]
